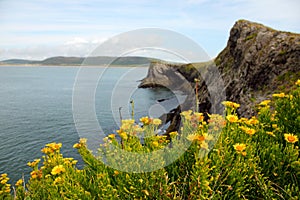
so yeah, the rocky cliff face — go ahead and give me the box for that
[215,19,300,116]
[139,19,300,119]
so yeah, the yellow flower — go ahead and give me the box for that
[118,131,128,140]
[27,159,41,168]
[247,117,259,125]
[169,131,178,138]
[233,143,246,152]
[284,133,298,143]
[46,142,62,151]
[53,177,63,184]
[152,141,159,147]
[15,179,23,187]
[259,100,271,106]
[51,165,66,175]
[295,79,300,86]
[193,112,204,122]
[181,110,193,120]
[108,134,115,139]
[187,134,205,142]
[245,128,256,136]
[79,138,87,144]
[272,93,285,98]
[140,116,150,125]
[266,131,275,137]
[73,143,82,149]
[30,171,38,179]
[152,118,162,126]
[222,101,240,109]
[226,115,238,123]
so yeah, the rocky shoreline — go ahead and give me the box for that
[139,19,300,136]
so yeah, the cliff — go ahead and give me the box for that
[139,19,300,118]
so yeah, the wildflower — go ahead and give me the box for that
[272,124,278,129]
[41,147,54,154]
[181,110,193,120]
[266,131,275,137]
[222,101,240,109]
[114,171,119,176]
[187,134,205,142]
[226,115,238,123]
[15,179,23,187]
[193,112,204,122]
[108,134,115,139]
[295,79,300,86]
[245,128,256,136]
[152,141,159,147]
[247,117,259,125]
[53,177,63,184]
[241,152,247,156]
[118,131,128,140]
[73,143,82,149]
[169,131,178,138]
[233,143,246,152]
[79,138,87,144]
[51,165,66,175]
[272,93,285,98]
[152,118,162,126]
[46,142,62,151]
[27,159,41,168]
[284,133,298,143]
[30,171,38,179]
[259,100,271,106]
[140,116,150,125]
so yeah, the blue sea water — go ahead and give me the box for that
[0,66,180,184]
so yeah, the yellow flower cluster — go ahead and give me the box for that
[0,174,10,194]
[27,159,41,168]
[239,126,256,136]
[222,101,240,109]
[259,100,271,107]
[295,79,300,86]
[51,165,66,175]
[30,170,42,179]
[41,142,62,154]
[15,179,23,187]
[272,93,285,98]
[140,116,161,126]
[73,138,87,149]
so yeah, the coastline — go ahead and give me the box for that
[0,64,150,68]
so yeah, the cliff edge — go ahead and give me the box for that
[139,19,300,118]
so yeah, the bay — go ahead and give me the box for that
[0,66,180,184]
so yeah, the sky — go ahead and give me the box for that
[0,0,299,61]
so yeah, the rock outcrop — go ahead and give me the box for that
[139,19,300,120]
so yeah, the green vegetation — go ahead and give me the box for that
[1,80,299,199]
[245,33,258,41]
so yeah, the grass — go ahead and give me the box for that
[1,80,300,199]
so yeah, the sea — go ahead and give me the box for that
[0,66,183,184]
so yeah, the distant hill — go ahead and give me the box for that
[0,56,155,66]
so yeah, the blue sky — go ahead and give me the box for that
[0,0,299,60]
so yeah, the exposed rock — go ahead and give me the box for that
[215,19,300,116]
[140,19,300,120]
